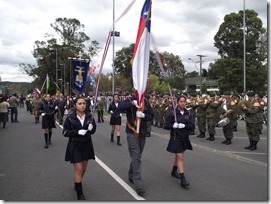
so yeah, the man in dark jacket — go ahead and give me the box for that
[118,93,154,197]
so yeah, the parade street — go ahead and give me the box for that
[0,108,268,201]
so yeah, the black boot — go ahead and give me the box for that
[198,132,205,138]
[44,133,49,148]
[225,139,232,145]
[180,173,190,188]
[209,134,215,141]
[48,132,52,145]
[221,138,228,143]
[117,136,122,146]
[3,122,5,128]
[249,141,257,151]
[110,134,114,143]
[171,165,181,179]
[206,135,211,140]
[244,140,253,149]
[75,182,86,200]
[197,132,202,137]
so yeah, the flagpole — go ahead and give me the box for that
[46,74,48,94]
[40,76,47,94]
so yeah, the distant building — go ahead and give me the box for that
[184,77,219,93]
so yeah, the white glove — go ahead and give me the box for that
[55,106,58,110]
[119,113,122,117]
[173,122,178,129]
[178,123,185,129]
[133,100,141,108]
[136,111,145,118]
[110,110,113,114]
[78,129,87,136]
[41,113,45,116]
[88,124,93,131]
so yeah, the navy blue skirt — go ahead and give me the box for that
[166,138,193,153]
[65,140,95,163]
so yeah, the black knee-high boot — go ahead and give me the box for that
[110,133,114,143]
[48,132,52,145]
[44,133,49,148]
[74,182,86,200]
[117,136,122,146]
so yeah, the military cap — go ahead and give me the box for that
[190,93,197,97]
[223,91,231,95]
[247,92,255,97]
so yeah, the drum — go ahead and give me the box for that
[217,117,230,127]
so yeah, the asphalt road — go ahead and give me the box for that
[0,107,268,201]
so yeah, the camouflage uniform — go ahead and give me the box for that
[195,100,207,138]
[243,92,263,150]
[220,94,237,145]
[206,96,219,141]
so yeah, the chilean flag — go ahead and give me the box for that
[131,0,152,106]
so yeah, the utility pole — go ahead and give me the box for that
[243,0,246,93]
[112,0,115,95]
[197,54,206,95]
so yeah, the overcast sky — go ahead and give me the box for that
[0,0,268,83]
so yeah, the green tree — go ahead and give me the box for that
[212,9,267,93]
[114,44,185,91]
[20,17,101,94]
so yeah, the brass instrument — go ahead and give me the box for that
[237,100,250,114]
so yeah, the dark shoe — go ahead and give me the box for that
[244,141,253,149]
[48,140,52,145]
[117,142,122,146]
[78,194,86,200]
[198,132,205,138]
[249,141,257,151]
[206,136,211,140]
[136,189,145,197]
[180,178,190,188]
[171,170,181,179]
[225,139,231,145]
[209,137,215,141]
[129,178,134,184]
[221,139,227,144]
[44,144,49,148]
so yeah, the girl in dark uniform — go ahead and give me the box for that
[108,94,122,145]
[39,94,57,148]
[63,96,96,200]
[164,95,195,188]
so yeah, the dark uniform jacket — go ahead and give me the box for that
[118,95,154,138]
[164,108,195,141]
[63,111,96,143]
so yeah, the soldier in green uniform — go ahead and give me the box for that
[242,92,263,151]
[195,94,208,138]
[187,93,197,135]
[232,93,240,131]
[206,93,219,141]
[220,91,237,145]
